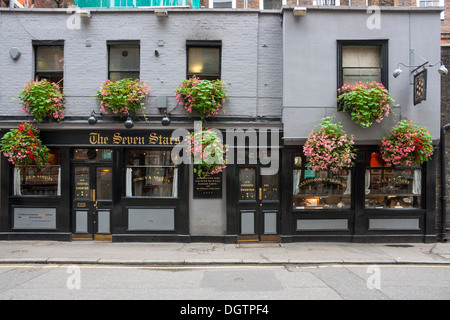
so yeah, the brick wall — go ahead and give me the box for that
[438,45,450,239]
[341,0,414,5]
[442,0,450,44]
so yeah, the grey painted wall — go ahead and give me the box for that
[0,9,283,123]
[282,7,442,143]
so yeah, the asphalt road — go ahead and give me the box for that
[0,264,449,302]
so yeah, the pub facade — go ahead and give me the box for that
[0,5,444,243]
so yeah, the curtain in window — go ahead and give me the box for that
[126,167,132,197]
[14,168,21,196]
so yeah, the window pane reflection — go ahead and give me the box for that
[292,154,351,210]
[126,150,177,197]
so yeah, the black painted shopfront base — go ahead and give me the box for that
[0,232,72,241]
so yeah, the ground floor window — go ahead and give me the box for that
[291,148,424,211]
[125,150,177,197]
[14,150,61,196]
[292,152,352,210]
[365,151,422,209]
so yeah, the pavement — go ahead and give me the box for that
[1,240,450,266]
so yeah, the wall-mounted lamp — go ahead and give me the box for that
[293,7,307,16]
[124,116,134,129]
[78,9,91,18]
[157,96,171,126]
[88,110,134,128]
[393,49,448,80]
[155,9,168,17]
[88,111,98,125]
[393,61,448,78]
[435,61,449,76]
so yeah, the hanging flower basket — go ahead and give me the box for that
[175,76,228,121]
[95,78,150,118]
[380,119,434,167]
[186,128,227,178]
[303,117,356,172]
[1,122,49,170]
[19,79,64,122]
[337,81,394,128]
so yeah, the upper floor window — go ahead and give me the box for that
[417,0,444,19]
[260,0,284,9]
[186,40,221,80]
[34,41,64,87]
[337,40,388,89]
[209,0,235,7]
[108,41,140,81]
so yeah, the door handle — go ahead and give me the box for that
[259,188,262,201]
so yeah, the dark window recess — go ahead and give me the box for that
[337,40,388,89]
[186,40,221,80]
[108,43,140,81]
[34,43,64,87]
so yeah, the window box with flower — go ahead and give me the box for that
[19,79,64,122]
[95,78,150,118]
[175,76,228,122]
[337,81,395,128]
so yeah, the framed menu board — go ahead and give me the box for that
[193,167,222,199]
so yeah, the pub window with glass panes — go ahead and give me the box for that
[292,151,352,210]
[14,150,61,196]
[365,151,422,209]
[108,42,140,81]
[125,150,178,197]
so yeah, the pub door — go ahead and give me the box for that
[237,166,281,242]
[72,164,113,240]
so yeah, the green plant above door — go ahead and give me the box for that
[337,81,394,128]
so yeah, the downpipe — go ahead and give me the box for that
[441,123,450,242]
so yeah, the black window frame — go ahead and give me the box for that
[337,39,389,90]
[186,40,222,80]
[107,40,140,81]
[33,40,64,86]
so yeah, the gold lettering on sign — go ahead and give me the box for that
[89,133,109,145]
[149,133,158,145]
[113,132,145,145]
[89,132,182,146]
